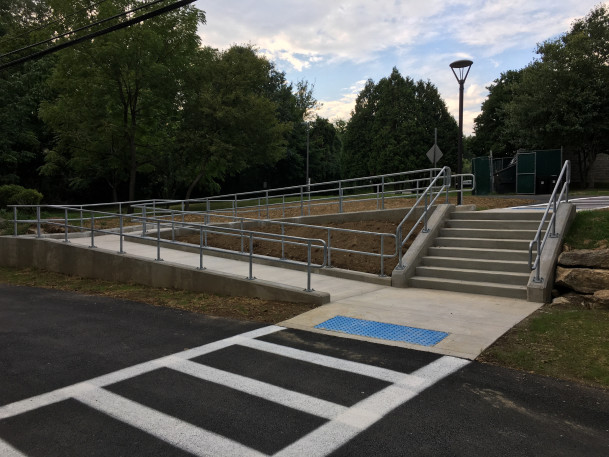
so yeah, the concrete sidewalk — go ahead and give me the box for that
[70,234,542,360]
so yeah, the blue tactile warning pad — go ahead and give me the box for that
[314,316,449,347]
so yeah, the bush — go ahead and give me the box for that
[0,185,43,209]
[0,184,25,208]
[10,189,43,206]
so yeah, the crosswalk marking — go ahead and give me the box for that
[273,356,469,457]
[0,326,469,457]
[239,338,414,384]
[168,358,347,420]
[74,386,266,457]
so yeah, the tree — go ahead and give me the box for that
[39,0,205,202]
[0,1,54,189]
[476,5,609,187]
[177,45,291,202]
[471,69,522,158]
[342,68,458,178]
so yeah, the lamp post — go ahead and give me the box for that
[450,59,473,205]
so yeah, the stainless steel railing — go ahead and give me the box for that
[529,160,571,283]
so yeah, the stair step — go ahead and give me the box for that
[408,276,528,300]
[415,266,530,286]
[440,228,538,240]
[421,256,530,273]
[446,219,547,230]
[436,237,531,250]
[427,246,530,262]
[451,211,545,221]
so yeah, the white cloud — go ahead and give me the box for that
[317,80,367,122]
[195,0,603,135]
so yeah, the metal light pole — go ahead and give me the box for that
[306,121,310,188]
[450,59,473,205]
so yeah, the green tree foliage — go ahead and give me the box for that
[176,45,293,202]
[470,69,522,158]
[342,68,458,178]
[0,1,53,188]
[39,0,205,202]
[473,5,609,186]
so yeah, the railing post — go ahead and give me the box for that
[197,226,205,270]
[305,240,313,292]
[379,234,386,277]
[118,214,124,253]
[300,186,304,216]
[327,228,332,268]
[282,195,285,218]
[89,213,96,248]
[79,207,83,228]
[550,198,558,238]
[36,206,41,238]
[13,207,17,236]
[339,181,343,213]
[155,221,163,261]
[181,202,185,223]
[171,211,175,242]
[534,240,542,283]
[281,223,285,259]
[266,191,269,219]
[142,206,147,237]
[64,208,70,243]
[240,218,245,253]
[396,228,404,270]
[258,198,261,218]
[206,199,210,214]
[381,176,385,209]
[376,184,380,209]
[422,192,430,233]
[247,233,255,280]
[233,196,237,217]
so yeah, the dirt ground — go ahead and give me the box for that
[176,195,535,276]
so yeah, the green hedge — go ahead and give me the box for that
[0,185,43,209]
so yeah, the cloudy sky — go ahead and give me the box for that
[195,1,604,135]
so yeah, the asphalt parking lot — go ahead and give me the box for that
[1,285,608,456]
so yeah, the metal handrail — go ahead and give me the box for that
[528,160,571,283]
[17,207,328,292]
[395,167,452,269]
[146,208,398,277]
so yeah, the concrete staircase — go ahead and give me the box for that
[408,211,547,299]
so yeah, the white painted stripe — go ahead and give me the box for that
[238,338,417,384]
[168,358,347,420]
[273,356,469,457]
[0,439,28,457]
[75,386,265,457]
[0,325,284,420]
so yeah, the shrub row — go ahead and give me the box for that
[0,185,44,209]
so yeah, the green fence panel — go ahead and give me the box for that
[516,152,536,194]
[472,157,491,195]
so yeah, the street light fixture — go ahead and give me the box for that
[450,59,473,205]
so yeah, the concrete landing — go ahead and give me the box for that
[69,234,542,360]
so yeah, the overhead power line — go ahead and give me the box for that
[0,0,112,46]
[1,0,167,60]
[0,0,195,71]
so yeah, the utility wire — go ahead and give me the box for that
[0,0,195,71]
[0,0,111,46]
[1,0,168,59]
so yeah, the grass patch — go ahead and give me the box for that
[479,306,609,389]
[0,266,317,324]
[563,208,609,250]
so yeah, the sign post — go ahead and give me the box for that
[426,128,443,167]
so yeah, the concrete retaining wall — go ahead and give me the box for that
[0,237,330,305]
